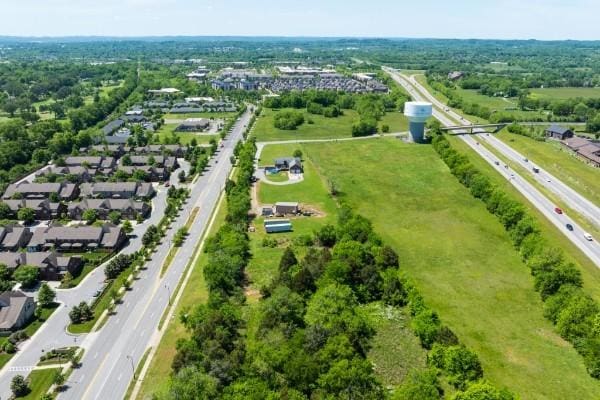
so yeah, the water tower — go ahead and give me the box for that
[404,101,433,143]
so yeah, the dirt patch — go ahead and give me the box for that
[536,328,570,347]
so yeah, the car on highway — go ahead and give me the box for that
[583,232,594,241]
[532,167,540,173]
[546,178,551,183]
[566,223,574,231]
[494,161,500,166]
[554,207,563,214]
[524,158,528,162]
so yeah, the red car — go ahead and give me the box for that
[554,207,563,214]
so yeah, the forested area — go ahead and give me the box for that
[432,131,600,379]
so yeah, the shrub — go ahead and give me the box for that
[274,110,305,130]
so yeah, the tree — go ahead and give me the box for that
[316,224,337,247]
[17,207,36,224]
[317,357,384,399]
[108,211,121,225]
[53,370,66,391]
[381,124,390,133]
[392,369,442,400]
[62,271,73,288]
[453,381,515,400]
[411,309,441,349]
[14,265,40,288]
[0,202,12,219]
[293,149,303,158]
[122,220,133,234]
[142,225,158,247]
[69,305,82,323]
[38,283,56,308]
[82,209,97,224]
[49,192,60,203]
[11,374,29,397]
[178,170,186,183]
[351,118,377,137]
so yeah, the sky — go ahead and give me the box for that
[0,0,599,40]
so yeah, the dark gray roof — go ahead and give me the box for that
[102,119,125,135]
[547,124,571,135]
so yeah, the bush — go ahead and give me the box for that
[411,309,441,349]
[274,110,305,130]
[351,118,377,137]
[11,375,29,397]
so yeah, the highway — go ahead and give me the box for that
[56,108,253,400]
[384,68,600,267]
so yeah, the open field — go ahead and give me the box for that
[162,112,236,120]
[254,108,358,142]
[300,137,600,399]
[454,88,547,121]
[135,197,228,399]
[153,123,218,145]
[530,87,600,100]
[449,136,600,301]
[495,130,600,210]
[379,111,409,132]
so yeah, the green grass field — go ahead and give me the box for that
[253,108,359,142]
[379,111,409,132]
[20,368,60,400]
[530,87,600,100]
[153,123,218,145]
[298,137,600,399]
[135,197,228,399]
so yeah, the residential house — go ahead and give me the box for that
[79,182,155,200]
[3,182,78,201]
[275,202,299,216]
[0,252,82,281]
[175,118,210,132]
[0,291,35,331]
[117,165,168,182]
[68,199,150,220]
[102,119,125,135]
[64,156,115,172]
[129,155,178,170]
[39,166,94,182]
[88,145,126,157]
[0,225,32,251]
[563,137,600,167]
[448,71,464,80]
[133,145,185,157]
[2,199,65,220]
[545,124,574,140]
[274,157,303,174]
[27,224,126,252]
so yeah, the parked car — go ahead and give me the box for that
[583,232,594,241]
[554,207,563,214]
[566,223,574,231]
[532,167,540,173]
[165,182,170,187]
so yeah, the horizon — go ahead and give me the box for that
[1,0,599,40]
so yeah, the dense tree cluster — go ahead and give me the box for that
[273,110,305,130]
[433,132,600,379]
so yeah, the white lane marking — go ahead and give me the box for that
[118,373,122,381]
[93,352,99,359]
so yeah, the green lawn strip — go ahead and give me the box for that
[153,123,218,145]
[495,130,600,207]
[530,87,600,100]
[379,111,409,132]
[124,347,151,400]
[364,302,427,388]
[135,198,228,399]
[159,207,200,278]
[253,107,359,142]
[476,136,600,238]
[67,262,135,334]
[19,367,60,400]
[302,137,600,399]
[449,135,600,302]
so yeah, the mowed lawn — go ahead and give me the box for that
[496,130,600,207]
[530,87,600,100]
[253,108,359,142]
[301,138,600,399]
[153,123,218,145]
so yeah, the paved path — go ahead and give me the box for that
[385,68,600,267]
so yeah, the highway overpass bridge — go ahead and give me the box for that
[441,123,507,134]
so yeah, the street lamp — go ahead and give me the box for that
[164,284,171,306]
[126,355,135,379]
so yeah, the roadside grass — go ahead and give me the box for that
[253,108,359,142]
[302,137,600,399]
[135,198,228,399]
[449,135,600,302]
[20,367,60,400]
[68,262,135,334]
[495,129,600,207]
[125,347,151,400]
[364,302,427,388]
[160,207,199,278]
[153,123,218,145]
[530,87,600,100]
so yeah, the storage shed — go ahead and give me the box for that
[264,219,293,233]
[275,202,299,216]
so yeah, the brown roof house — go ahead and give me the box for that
[3,182,78,201]
[27,224,126,252]
[0,251,82,281]
[2,199,65,220]
[129,155,178,170]
[0,226,32,251]
[79,182,155,200]
[0,291,35,331]
[68,199,150,220]
[563,137,600,167]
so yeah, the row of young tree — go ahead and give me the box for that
[432,133,600,379]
